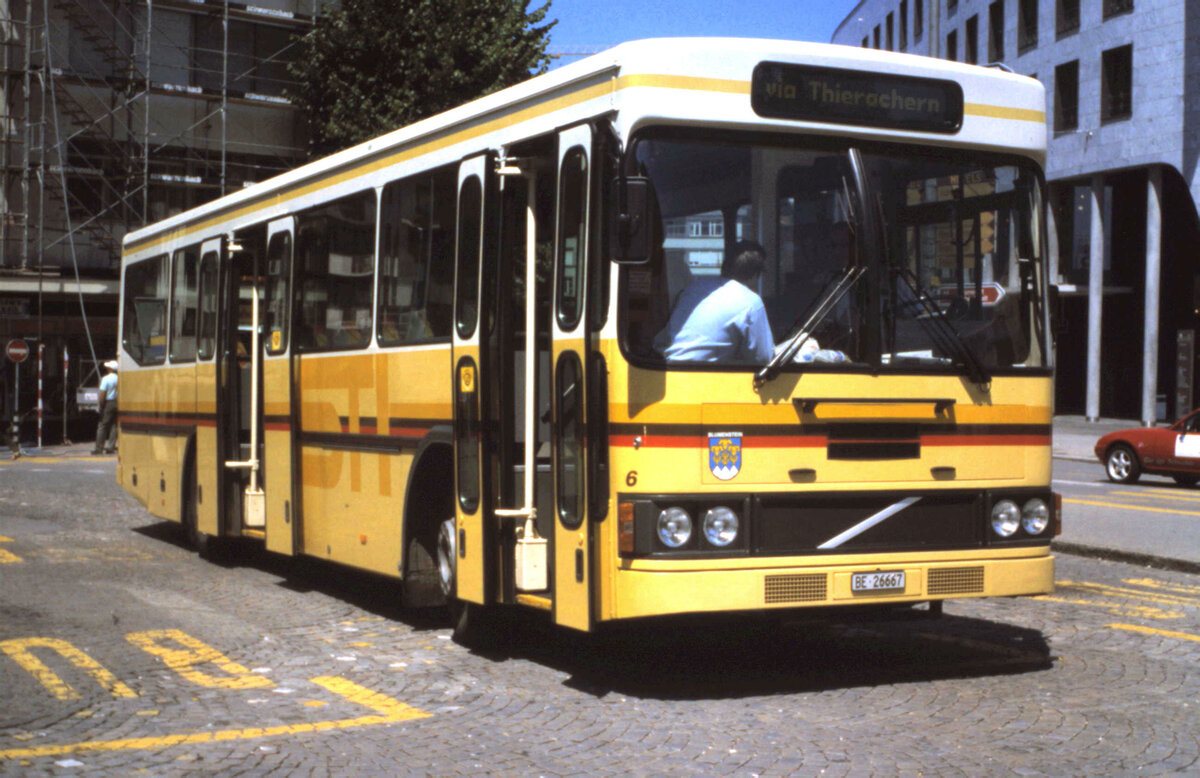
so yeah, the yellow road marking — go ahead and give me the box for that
[0,535,20,563]
[1056,580,1200,609]
[1112,489,1200,503]
[0,676,430,761]
[0,638,137,701]
[1124,578,1200,596]
[126,629,273,690]
[1036,595,1182,620]
[1063,497,1200,517]
[1108,623,1200,643]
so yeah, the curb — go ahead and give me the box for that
[1051,540,1200,576]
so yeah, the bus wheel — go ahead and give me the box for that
[181,458,204,552]
[437,517,492,646]
[437,517,456,599]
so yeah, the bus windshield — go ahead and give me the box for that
[620,132,1049,376]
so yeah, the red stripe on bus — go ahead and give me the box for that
[609,433,1050,449]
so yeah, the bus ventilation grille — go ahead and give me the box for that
[927,566,985,595]
[764,573,828,604]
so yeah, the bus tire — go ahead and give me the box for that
[437,516,493,647]
[180,447,204,552]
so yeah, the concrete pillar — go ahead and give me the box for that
[1142,167,1162,426]
[1086,175,1105,421]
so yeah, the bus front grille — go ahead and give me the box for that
[764,573,828,604]
[927,566,985,595]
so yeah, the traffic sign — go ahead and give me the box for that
[6,339,29,364]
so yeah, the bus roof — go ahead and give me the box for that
[124,37,1045,255]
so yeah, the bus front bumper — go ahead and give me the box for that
[607,548,1053,621]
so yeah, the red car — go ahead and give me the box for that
[1095,410,1200,485]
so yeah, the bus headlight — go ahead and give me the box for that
[657,507,692,548]
[990,499,1020,537]
[702,506,739,547]
[1021,498,1050,535]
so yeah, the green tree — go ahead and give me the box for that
[288,0,555,158]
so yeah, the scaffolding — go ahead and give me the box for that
[1,0,314,276]
[0,0,313,446]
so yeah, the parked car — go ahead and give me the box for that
[1095,410,1200,485]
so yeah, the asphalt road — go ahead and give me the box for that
[1053,457,1200,569]
[1,455,1199,775]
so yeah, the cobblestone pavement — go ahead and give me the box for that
[1,457,1198,775]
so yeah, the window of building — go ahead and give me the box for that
[874,24,881,48]
[946,29,958,61]
[1056,0,1079,36]
[914,0,924,40]
[948,0,958,14]
[863,36,870,48]
[1103,0,1133,19]
[965,15,979,64]
[900,1,909,50]
[1019,0,1038,51]
[378,167,456,346]
[886,12,895,49]
[1054,60,1079,132]
[1101,45,1133,122]
[293,190,377,352]
[988,0,1005,62]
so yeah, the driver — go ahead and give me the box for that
[654,241,774,364]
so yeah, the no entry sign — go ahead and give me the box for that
[6,339,29,364]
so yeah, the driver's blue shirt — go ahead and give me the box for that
[654,276,774,363]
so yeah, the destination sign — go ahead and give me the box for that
[751,63,964,134]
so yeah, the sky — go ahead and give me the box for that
[545,0,859,63]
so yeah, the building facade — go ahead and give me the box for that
[833,0,1200,422]
[0,0,315,444]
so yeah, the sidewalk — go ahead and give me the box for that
[5,416,1195,574]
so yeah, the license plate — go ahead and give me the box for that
[851,570,906,593]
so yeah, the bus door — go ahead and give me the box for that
[550,125,594,630]
[451,154,492,608]
[195,237,224,538]
[491,147,553,606]
[262,218,298,554]
[219,228,266,532]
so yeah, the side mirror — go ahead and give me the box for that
[609,176,651,264]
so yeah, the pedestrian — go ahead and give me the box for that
[92,359,119,455]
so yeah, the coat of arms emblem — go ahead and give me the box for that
[708,433,742,481]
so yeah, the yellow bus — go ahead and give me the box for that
[117,38,1056,641]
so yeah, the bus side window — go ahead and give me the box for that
[123,254,168,366]
[170,245,199,363]
[265,232,291,355]
[378,168,456,346]
[197,251,218,360]
[293,190,377,352]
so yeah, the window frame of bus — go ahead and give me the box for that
[169,244,200,363]
[197,249,219,360]
[122,254,169,366]
[291,189,378,354]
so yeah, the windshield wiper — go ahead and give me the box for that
[890,265,990,385]
[754,264,865,387]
